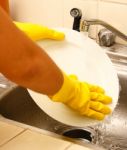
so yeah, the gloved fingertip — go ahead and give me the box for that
[52,32,65,40]
[97,88,105,94]
[105,96,112,104]
[90,92,98,100]
[103,107,112,114]
[96,115,105,120]
[101,96,112,104]
[90,100,112,115]
[89,85,105,94]
[90,113,105,120]
[91,93,112,104]
[82,109,105,120]
[69,74,78,80]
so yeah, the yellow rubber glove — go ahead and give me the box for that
[14,21,65,41]
[51,73,112,120]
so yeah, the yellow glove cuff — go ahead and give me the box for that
[51,73,77,103]
[14,21,65,41]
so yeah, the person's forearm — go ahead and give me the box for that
[0,0,9,14]
[0,7,63,95]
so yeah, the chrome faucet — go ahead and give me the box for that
[80,19,127,42]
[70,8,127,46]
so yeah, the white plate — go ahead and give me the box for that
[28,28,119,127]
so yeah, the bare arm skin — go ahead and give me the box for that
[0,5,63,95]
[0,0,9,14]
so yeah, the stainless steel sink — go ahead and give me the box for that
[0,47,127,150]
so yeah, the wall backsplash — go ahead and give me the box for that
[10,0,127,45]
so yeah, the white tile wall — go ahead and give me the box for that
[10,0,64,27]
[100,0,127,4]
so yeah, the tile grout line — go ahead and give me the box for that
[62,0,64,27]
[0,128,27,147]
[64,143,74,150]
[96,0,100,40]
[101,0,127,5]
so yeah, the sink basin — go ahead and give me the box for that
[0,51,127,149]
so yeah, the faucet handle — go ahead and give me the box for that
[70,8,82,32]
[98,28,116,47]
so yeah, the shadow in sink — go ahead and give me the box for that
[0,86,69,132]
[0,72,127,149]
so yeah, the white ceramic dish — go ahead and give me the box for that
[28,28,119,127]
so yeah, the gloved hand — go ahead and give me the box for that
[50,73,112,120]
[14,21,65,41]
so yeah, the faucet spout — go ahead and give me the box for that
[81,19,127,42]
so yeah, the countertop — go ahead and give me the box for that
[0,116,97,150]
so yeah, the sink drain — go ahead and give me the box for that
[62,128,95,143]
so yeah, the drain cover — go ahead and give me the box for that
[62,129,94,142]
